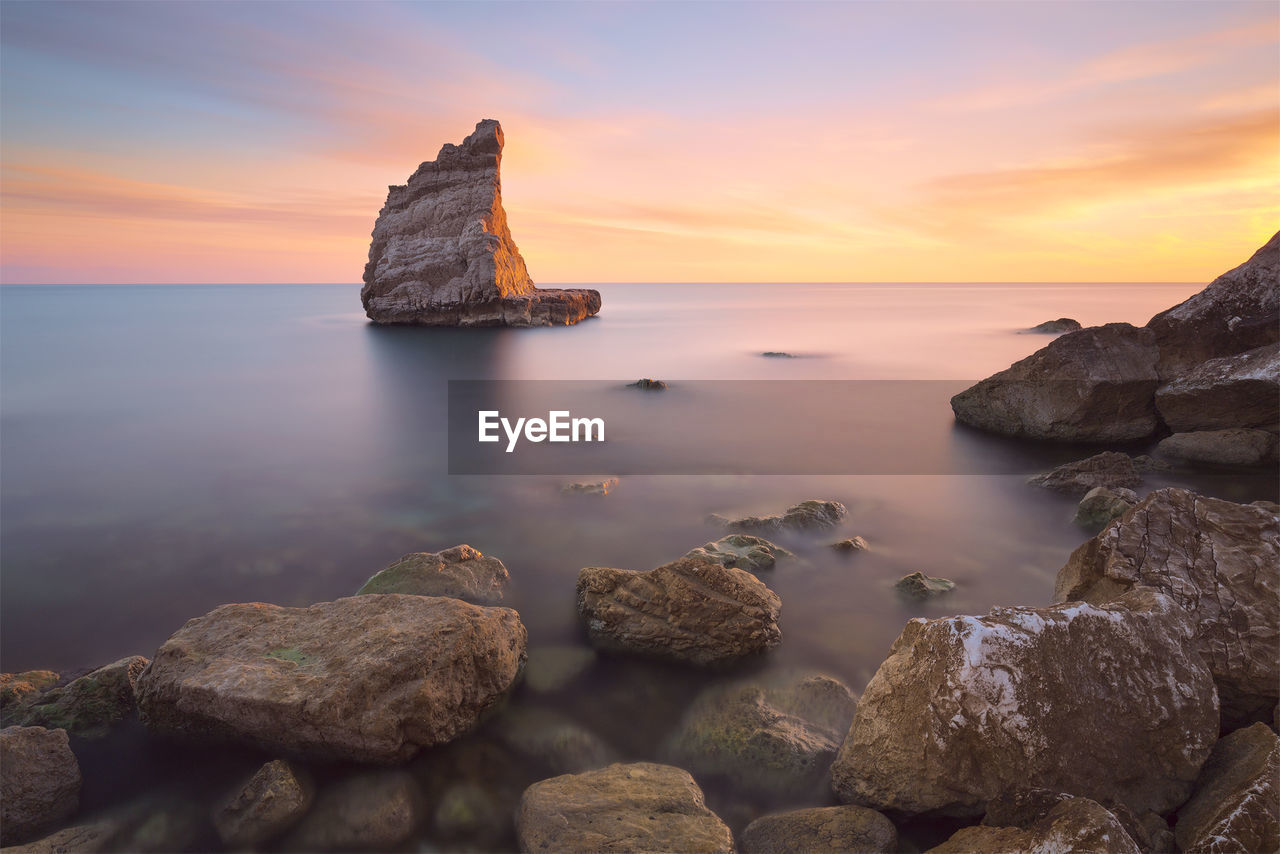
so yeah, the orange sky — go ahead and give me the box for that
[2,2,1277,284]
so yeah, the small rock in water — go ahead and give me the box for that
[684,534,793,573]
[0,726,81,843]
[628,378,668,390]
[830,536,869,553]
[16,655,148,738]
[761,351,795,358]
[561,478,619,496]
[1073,487,1138,530]
[894,572,955,599]
[1025,318,1083,334]
[1027,451,1141,496]
[213,759,314,850]
[0,670,60,724]
[491,706,619,775]
[356,544,509,604]
[1130,453,1171,473]
[523,645,597,694]
[741,805,898,854]
[719,499,848,534]
[280,770,423,853]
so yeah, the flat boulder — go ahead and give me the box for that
[1156,428,1279,467]
[577,556,781,666]
[950,323,1161,442]
[720,499,848,534]
[136,594,527,763]
[16,656,148,738]
[1174,723,1279,854]
[684,534,793,573]
[830,588,1218,817]
[515,762,733,854]
[1154,343,1280,433]
[740,805,897,854]
[1055,488,1279,728]
[926,794,1140,854]
[1027,451,1141,496]
[0,726,81,843]
[1026,318,1082,334]
[356,544,509,604]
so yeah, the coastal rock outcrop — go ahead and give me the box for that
[136,594,527,763]
[830,588,1218,817]
[515,762,733,854]
[1027,451,1142,496]
[356,544,509,604]
[1174,723,1279,854]
[926,794,1141,854]
[361,120,600,327]
[1055,488,1279,728]
[1156,428,1279,466]
[740,805,897,854]
[683,534,792,573]
[1154,343,1280,432]
[576,556,782,666]
[0,726,81,843]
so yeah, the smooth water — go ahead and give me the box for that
[2,282,1271,847]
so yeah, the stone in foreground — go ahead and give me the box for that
[357,544,509,604]
[0,726,81,843]
[213,759,314,849]
[516,762,733,854]
[830,588,1217,817]
[361,119,600,326]
[1027,451,1142,496]
[577,556,781,666]
[1174,723,1279,854]
[684,534,793,573]
[1055,488,1279,729]
[926,794,1140,854]
[136,594,526,762]
[741,805,897,854]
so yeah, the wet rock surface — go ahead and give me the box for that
[684,534,793,573]
[1027,451,1142,496]
[1073,486,1139,530]
[212,759,314,849]
[1174,722,1279,854]
[356,544,510,604]
[1156,428,1279,466]
[1155,342,1280,432]
[740,804,897,854]
[0,726,81,844]
[894,571,956,599]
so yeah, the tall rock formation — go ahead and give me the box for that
[361,120,601,326]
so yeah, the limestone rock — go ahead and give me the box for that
[212,759,314,849]
[830,588,1218,817]
[356,544,509,604]
[1156,428,1279,466]
[740,805,897,854]
[893,571,955,599]
[577,556,782,666]
[280,770,422,852]
[1155,343,1280,433]
[515,762,733,854]
[16,656,148,738]
[1028,451,1142,496]
[926,795,1140,854]
[1026,318,1083,334]
[1147,230,1280,380]
[1073,487,1139,530]
[720,499,848,534]
[684,534,793,573]
[1174,723,1279,854]
[665,671,857,799]
[1055,488,1279,728]
[0,726,81,843]
[950,323,1162,442]
[136,594,526,763]
[361,119,600,327]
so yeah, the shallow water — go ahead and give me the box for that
[2,282,1273,848]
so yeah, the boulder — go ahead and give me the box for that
[629,378,667,390]
[830,536,869,552]
[893,572,955,599]
[1027,451,1142,496]
[212,759,314,849]
[1147,230,1280,380]
[1154,343,1280,433]
[664,671,857,799]
[1056,488,1279,728]
[719,499,848,534]
[1174,723,1279,854]
[16,656,148,738]
[1026,318,1083,334]
[1156,429,1279,466]
[0,726,81,843]
[684,534,793,573]
[577,556,782,666]
[926,795,1140,854]
[136,594,527,763]
[1073,487,1139,530]
[361,119,600,326]
[561,478,619,496]
[491,706,618,775]
[740,805,897,854]
[950,323,1162,442]
[356,544,509,604]
[0,819,120,853]
[0,672,58,723]
[830,588,1218,817]
[515,762,733,854]
[280,770,423,852]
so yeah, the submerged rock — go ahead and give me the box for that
[0,726,81,843]
[1027,451,1141,496]
[356,544,509,604]
[830,588,1218,817]
[577,556,781,666]
[561,478,619,496]
[720,499,848,534]
[1056,488,1279,729]
[1156,428,1279,466]
[1174,723,1279,854]
[629,378,668,390]
[893,571,955,599]
[927,794,1140,854]
[212,759,314,849]
[830,536,869,553]
[684,534,793,573]
[1073,486,1139,530]
[1026,318,1082,334]
[522,645,596,694]
[280,770,423,852]
[361,119,600,327]
[664,671,857,799]
[516,762,733,854]
[761,351,796,357]
[491,706,618,775]
[1155,343,1280,433]
[136,594,527,763]
[741,805,897,854]
[16,656,148,738]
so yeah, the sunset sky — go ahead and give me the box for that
[2,1,1277,284]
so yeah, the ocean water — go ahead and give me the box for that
[1,282,1272,847]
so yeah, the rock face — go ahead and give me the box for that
[136,594,527,763]
[515,762,733,854]
[830,589,1218,817]
[926,795,1140,854]
[281,770,423,852]
[213,759,314,849]
[1028,452,1142,496]
[356,544,509,604]
[719,499,848,534]
[1174,723,1279,854]
[664,671,857,799]
[361,120,600,327]
[1055,488,1279,728]
[1147,230,1280,380]
[1156,428,1279,466]
[683,534,793,573]
[15,656,148,738]
[740,805,898,854]
[1073,487,1139,530]
[950,323,1161,441]
[1027,318,1083,334]
[0,726,81,843]
[576,556,782,666]
[1155,343,1280,432]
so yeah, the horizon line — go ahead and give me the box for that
[0,280,1206,287]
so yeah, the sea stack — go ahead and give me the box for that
[361,119,601,326]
